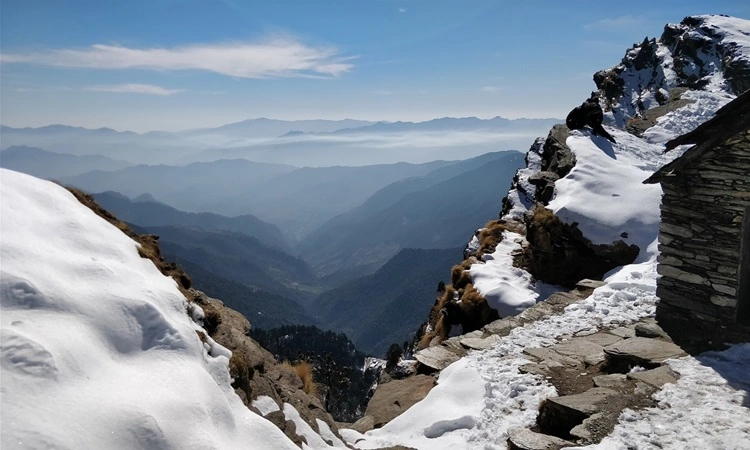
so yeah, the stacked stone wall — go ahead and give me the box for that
[655,130,750,343]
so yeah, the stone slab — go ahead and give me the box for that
[507,428,574,450]
[634,322,669,339]
[627,366,679,389]
[579,332,623,347]
[592,374,627,389]
[523,347,581,368]
[604,337,687,368]
[415,346,462,371]
[551,339,604,360]
[460,335,500,351]
[483,317,521,336]
[538,388,619,437]
[608,326,636,339]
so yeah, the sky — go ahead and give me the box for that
[1,0,748,132]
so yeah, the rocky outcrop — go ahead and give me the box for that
[518,205,639,288]
[191,290,344,447]
[594,15,750,126]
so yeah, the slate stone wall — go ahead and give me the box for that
[655,130,750,345]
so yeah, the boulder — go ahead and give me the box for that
[349,415,375,434]
[365,375,436,428]
[507,428,574,450]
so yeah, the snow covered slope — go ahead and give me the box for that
[0,169,298,449]
[346,14,750,450]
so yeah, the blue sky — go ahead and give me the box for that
[1,0,748,132]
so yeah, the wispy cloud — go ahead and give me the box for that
[0,37,355,79]
[399,8,406,13]
[85,83,184,95]
[480,86,502,94]
[371,89,394,95]
[583,15,643,32]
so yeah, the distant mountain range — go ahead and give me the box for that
[1,116,559,166]
[0,146,132,178]
[63,159,456,240]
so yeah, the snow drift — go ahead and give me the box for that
[0,169,298,449]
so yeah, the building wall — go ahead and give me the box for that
[655,130,750,344]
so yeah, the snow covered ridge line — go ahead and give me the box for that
[0,169,300,449]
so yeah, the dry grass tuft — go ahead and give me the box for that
[478,219,509,255]
[288,361,317,397]
[451,265,472,290]
[458,284,499,332]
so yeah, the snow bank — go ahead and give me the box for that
[0,169,297,449]
[470,231,561,316]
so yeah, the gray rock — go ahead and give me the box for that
[627,366,679,388]
[365,375,436,428]
[569,412,607,442]
[507,428,574,450]
[608,326,636,339]
[415,345,462,371]
[483,317,521,335]
[349,415,375,434]
[592,374,627,389]
[604,337,687,369]
[539,388,620,436]
[579,332,623,347]
[634,321,669,339]
[551,339,604,361]
[576,279,607,291]
[523,347,582,368]
[460,335,500,350]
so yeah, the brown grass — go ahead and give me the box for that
[286,361,318,397]
[451,265,472,290]
[478,219,508,254]
[458,284,500,332]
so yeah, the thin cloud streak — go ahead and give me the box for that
[86,83,184,95]
[481,86,502,93]
[1,37,355,78]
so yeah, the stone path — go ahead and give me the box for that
[511,317,687,449]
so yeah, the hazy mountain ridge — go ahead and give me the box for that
[131,224,318,302]
[298,151,524,278]
[0,145,132,178]
[312,247,462,356]
[93,191,291,252]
